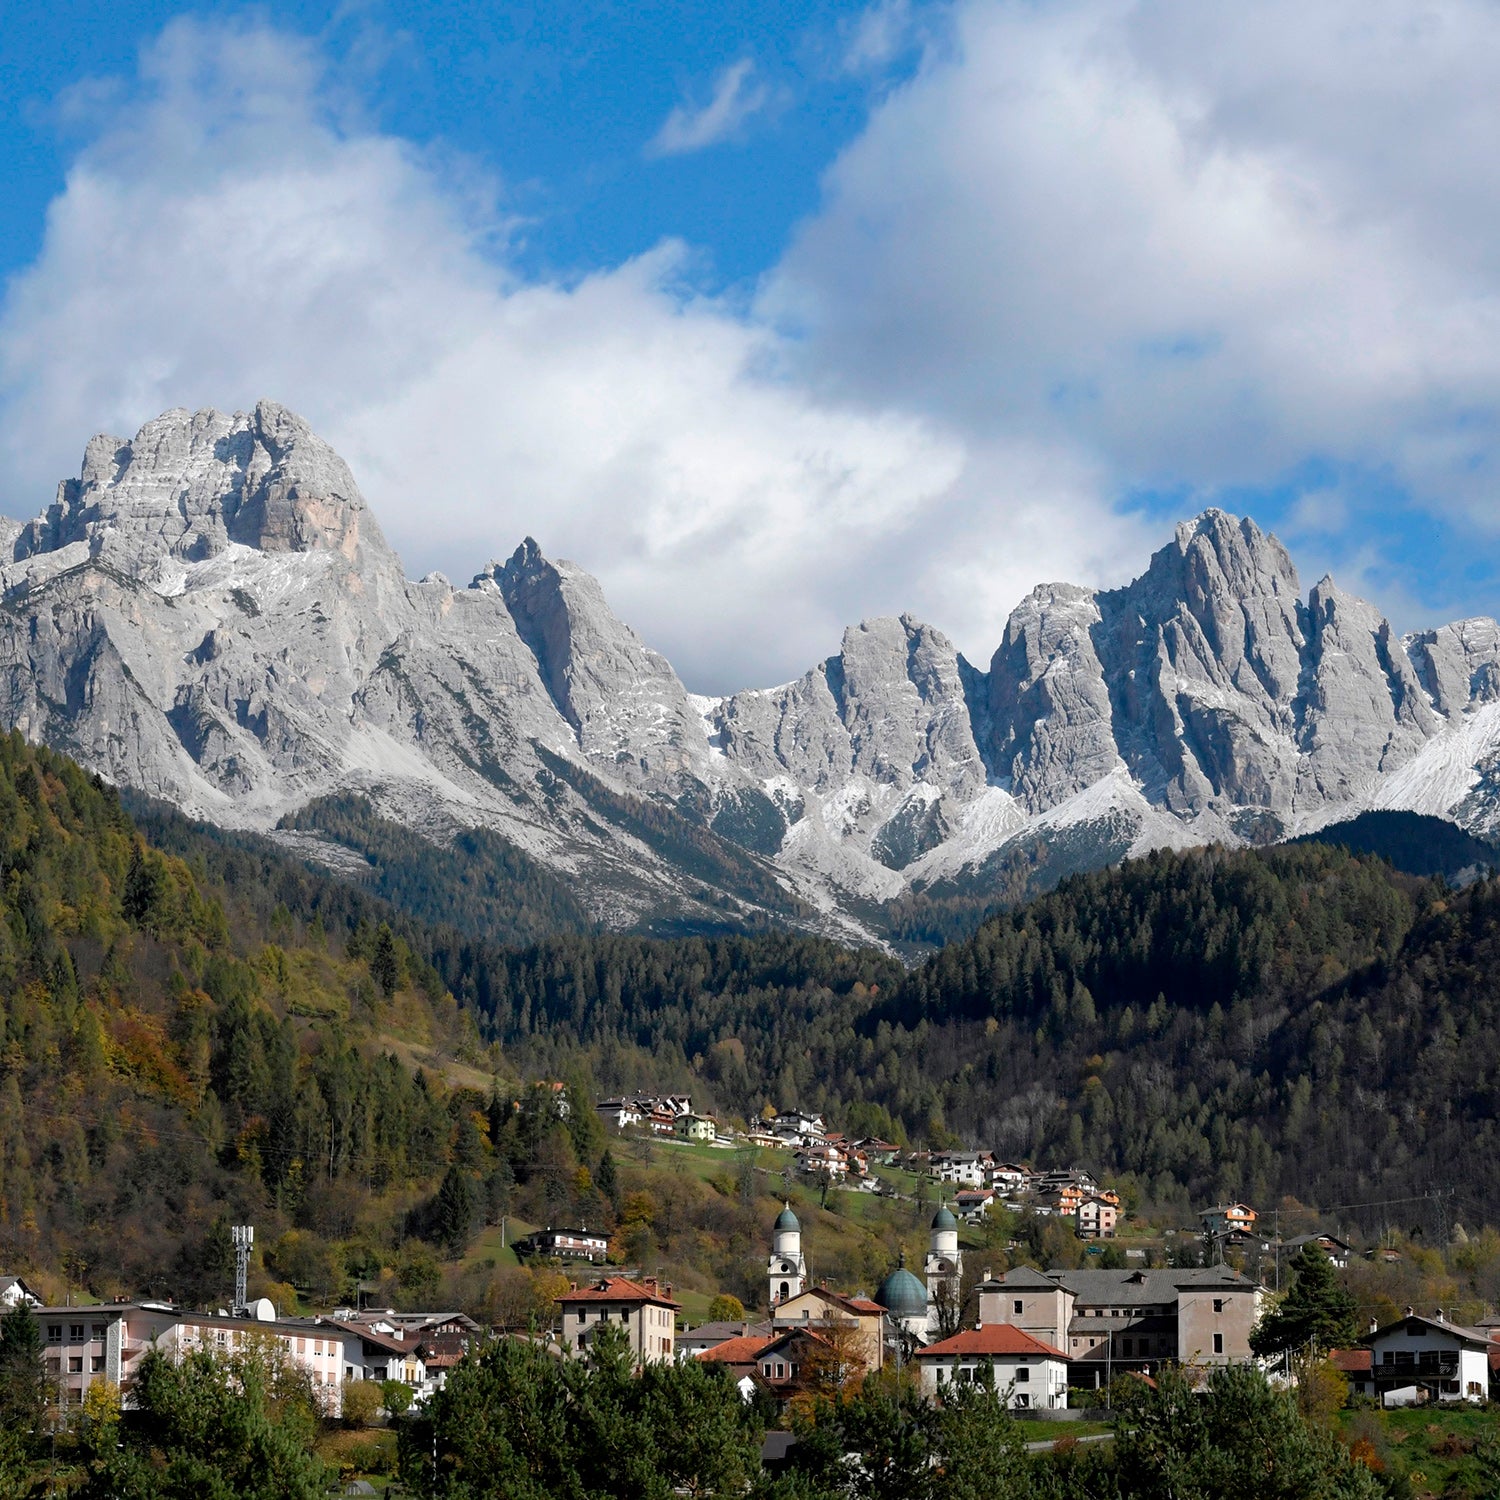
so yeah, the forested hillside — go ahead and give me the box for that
[390,844,1498,1237]
[0,732,518,1300]
[11,727,1500,1307]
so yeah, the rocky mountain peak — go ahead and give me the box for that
[6,406,1500,942]
[12,401,389,572]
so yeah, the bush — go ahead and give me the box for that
[341,1380,383,1429]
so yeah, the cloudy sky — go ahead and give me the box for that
[2,0,1499,691]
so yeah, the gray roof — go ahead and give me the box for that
[680,1319,774,1345]
[1363,1314,1492,1350]
[1043,1267,1256,1305]
[999,1267,1062,1290]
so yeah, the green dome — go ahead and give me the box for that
[876,1266,929,1320]
[775,1204,800,1233]
[931,1204,958,1232]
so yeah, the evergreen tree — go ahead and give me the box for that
[371,923,402,997]
[1250,1244,1359,1358]
[78,1344,332,1500]
[0,1303,47,1441]
[431,1165,480,1257]
[597,1149,620,1210]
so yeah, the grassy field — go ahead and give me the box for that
[1337,1404,1500,1498]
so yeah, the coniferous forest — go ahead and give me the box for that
[7,724,1500,1303]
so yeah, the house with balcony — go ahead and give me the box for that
[1200,1203,1257,1238]
[512,1226,610,1262]
[1075,1195,1119,1238]
[1362,1311,1492,1405]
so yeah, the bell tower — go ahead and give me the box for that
[924,1203,962,1333]
[767,1201,806,1308]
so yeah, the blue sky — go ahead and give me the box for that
[2,0,1500,690]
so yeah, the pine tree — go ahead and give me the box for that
[1250,1243,1359,1358]
[0,1303,47,1439]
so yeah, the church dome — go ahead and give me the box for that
[775,1203,800,1233]
[876,1265,929,1321]
[931,1204,958,1232]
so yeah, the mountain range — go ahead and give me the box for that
[4,400,1499,941]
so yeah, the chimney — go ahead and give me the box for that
[1404,1305,1414,1318]
[664,1284,673,1300]
[1435,1309,1445,1323]
[643,1276,658,1296]
[1369,1317,1378,1334]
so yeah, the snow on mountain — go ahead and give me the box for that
[2,402,1498,940]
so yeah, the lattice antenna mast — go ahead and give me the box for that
[232,1225,253,1315]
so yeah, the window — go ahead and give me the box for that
[91,1356,104,1372]
[1123,1339,1133,1357]
[92,1324,107,1339]
[69,1324,84,1340]
[1013,1301,1023,1316]
[68,1357,82,1373]
[1213,1334,1224,1355]
[47,1326,61,1341]
[1015,1394,1030,1409]
[1014,1366,1029,1382]
[576,1335,586,1350]
[1213,1299,1224,1314]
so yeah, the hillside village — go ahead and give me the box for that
[6,1090,1496,1439]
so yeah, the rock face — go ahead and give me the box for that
[5,403,1500,939]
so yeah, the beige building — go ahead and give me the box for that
[981,1266,1264,1386]
[558,1275,680,1367]
[771,1285,886,1374]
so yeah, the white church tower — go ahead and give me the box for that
[768,1202,807,1308]
[923,1203,963,1333]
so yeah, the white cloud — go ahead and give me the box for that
[0,16,1145,691]
[15,2,1500,693]
[647,58,773,157]
[770,0,1500,538]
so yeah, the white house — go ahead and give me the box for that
[988,1164,1031,1197]
[0,1275,42,1310]
[913,1325,1070,1408]
[596,1098,642,1132]
[931,1152,989,1188]
[772,1110,825,1141]
[1363,1312,1492,1405]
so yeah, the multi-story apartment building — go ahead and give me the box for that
[558,1276,680,1367]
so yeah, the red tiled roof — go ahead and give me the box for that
[1330,1348,1372,1374]
[915,1324,1068,1361]
[557,1277,681,1309]
[698,1335,776,1364]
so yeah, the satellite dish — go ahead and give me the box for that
[252,1297,277,1322]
